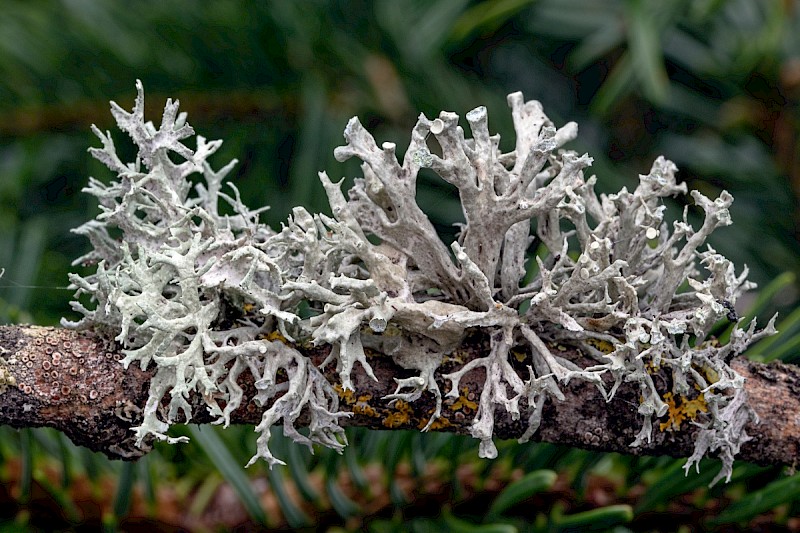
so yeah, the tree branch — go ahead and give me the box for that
[0,324,797,470]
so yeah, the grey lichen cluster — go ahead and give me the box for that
[64,82,774,484]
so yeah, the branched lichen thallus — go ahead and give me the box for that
[64,82,775,484]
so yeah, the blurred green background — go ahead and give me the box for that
[0,0,799,531]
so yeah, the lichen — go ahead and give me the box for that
[0,271,12,394]
[659,391,708,431]
[0,357,17,393]
[65,82,775,484]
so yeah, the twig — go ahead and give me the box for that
[0,324,796,470]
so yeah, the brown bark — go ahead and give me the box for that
[0,324,798,469]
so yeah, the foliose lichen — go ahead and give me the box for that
[64,82,775,484]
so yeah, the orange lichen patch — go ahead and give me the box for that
[444,350,465,365]
[334,384,356,405]
[511,350,526,363]
[659,391,708,431]
[586,338,615,354]
[700,364,720,384]
[419,414,451,430]
[382,400,412,428]
[242,302,256,313]
[354,403,380,418]
[353,394,380,418]
[449,386,478,413]
[264,331,289,345]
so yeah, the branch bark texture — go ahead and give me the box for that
[0,325,797,469]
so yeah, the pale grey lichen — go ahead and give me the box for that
[64,82,774,484]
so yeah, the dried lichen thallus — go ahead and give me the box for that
[63,81,775,486]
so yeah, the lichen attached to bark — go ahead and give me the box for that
[65,82,774,484]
